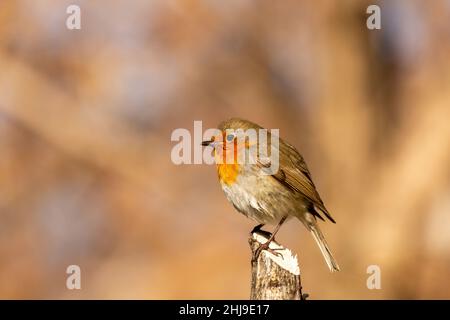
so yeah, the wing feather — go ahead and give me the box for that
[258,138,336,223]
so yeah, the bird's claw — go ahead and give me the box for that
[251,241,284,262]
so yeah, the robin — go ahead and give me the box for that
[202,118,340,272]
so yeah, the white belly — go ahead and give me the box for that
[220,173,299,225]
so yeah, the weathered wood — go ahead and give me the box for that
[249,230,307,300]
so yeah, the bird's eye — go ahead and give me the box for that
[226,134,235,142]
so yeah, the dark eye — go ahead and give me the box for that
[226,134,235,142]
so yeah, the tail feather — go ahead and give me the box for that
[309,223,340,272]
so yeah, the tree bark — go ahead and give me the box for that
[249,230,306,300]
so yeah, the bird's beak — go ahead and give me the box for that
[201,140,214,146]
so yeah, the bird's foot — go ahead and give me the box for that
[250,224,265,234]
[251,240,283,262]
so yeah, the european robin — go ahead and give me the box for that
[202,118,339,272]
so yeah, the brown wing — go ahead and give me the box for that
[260,139,335,223]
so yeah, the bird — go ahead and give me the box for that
[201,118,340,272]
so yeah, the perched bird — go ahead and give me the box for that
[202,118,340,272]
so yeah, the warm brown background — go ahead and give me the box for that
[0,0,449,299]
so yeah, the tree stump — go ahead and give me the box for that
[249,230,307,300]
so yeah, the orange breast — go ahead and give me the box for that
[217,163,239,185]
[215,139,241,185]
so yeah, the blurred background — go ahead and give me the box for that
[0,0,449,299]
